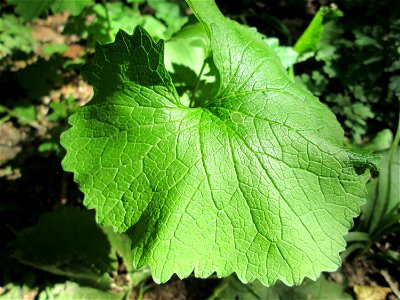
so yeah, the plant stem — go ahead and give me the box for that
[288,65,295,82]
[239,15,248,26]
[101,0,114,41]
[190,60,207,107]
[133,2,140,14]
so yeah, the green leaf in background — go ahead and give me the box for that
[389,75,400,100]
[42,43,69,56]
[148,0,188,37]
[16,58,63,99]
[359,132,400,239]
[13,207,139,290]
[294,6,343,57]
[38,281,123,300]
[209,274,352,300]
[343,125,399,259]
[164,22,210,74]
[50,0,94,16]
[359,129,393,153]
[164,22,214,106]
[8,0,52,20]
[263,37,298,69]
[0,14,36,58]
[0,283,37,300]
[12,99,37,125]
[295,3,399,143]
[61,0,378,285]
[8,0,94,19]
[89,2,167,45]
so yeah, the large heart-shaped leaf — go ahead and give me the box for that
[61,0,378,285]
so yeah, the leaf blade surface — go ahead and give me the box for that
[61,1,378,285]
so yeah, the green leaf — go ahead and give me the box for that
[210,274,352,300]
[38,141,60,153]
[148,0,188,37]
[42,43,69,56]
[13,207,131,289]
[61,0,378,285]
[0,14,35,57]
[359,139,400,239]
[88,3,167,45]
[12,99,37,125]
[344,231,370,242]
[38,281,123,300]
[294,7,343,55]
[263,37,298,69]
[359,129,393,152]
[164,23,210,74]
[17,58,63,99]
[0,283,37,300]
[8,0,52,20]
[164,22,215,106]
[9,0,94,19]
[50,0,94,16]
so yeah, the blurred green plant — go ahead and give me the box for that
[8,0,94,20]
[0,99,37,127]
[1,207,151,299]
[209,274,352,300]
[39,95,79,155]
[294,6,343,60]
[295,1,400,142]
[64,0,188,46]
[0,14,36,58]
[344,120,400,260]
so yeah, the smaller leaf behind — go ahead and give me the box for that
[13,207,113,288]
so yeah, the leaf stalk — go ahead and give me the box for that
[190,60,207,107]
